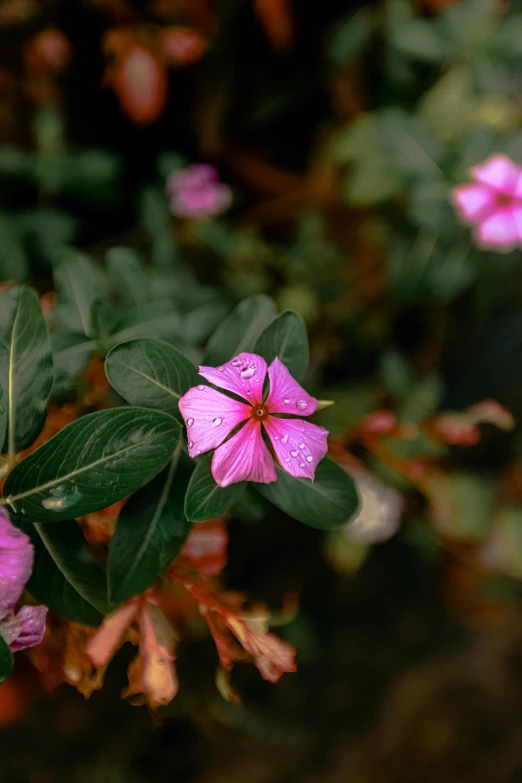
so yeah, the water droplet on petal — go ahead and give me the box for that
[281,434,289,444]
[198,385,205,391]
[213,417,222,426]
[283,398,290,405]
[285,457,290,463]
[246,390,253,396]
[196,450,201,455]
[188,441,194,448]
[240,366,256,380]
[290,450,298,457]
[187,418,194,427]
[296,399,308,412]
[300,463,305,468]
[274,435,279,440]
[299,443,305,449]
[231,359,242,367]
[218,366,224,372]
[306,455,313,463]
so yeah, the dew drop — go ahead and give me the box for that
[290,450,298,457]
[213,417,222,427]
[198,385,205,391]
[240,366,256,380]
[285,457,290,463]
[231,359,242,367]
[188,441,194,448]
[218,367,224,372]
[299,443,305,449]
[296,399,308,412]
[300,463,305,468]
[283,398,290,405]
[187,418,194,427]
[306,455,313,463]
[274,435,279,440]
[246,390,253,396]
[196,449,201,455]
[281,434,289,444]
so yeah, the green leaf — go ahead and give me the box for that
[0,635,13,684]
[90,298,118,347]
[185,454,246,522]
[106,246,150,309]
[328,8,372,65]
[0,286,54,457]
[53,248,108,337]
[0,213,29,281]
[391,18,447,63]
[203,294,277,366]
[17,520,104,625]
[105,338,199,420]
[107,452,193,605]
[3,407,180,523]
[255,310,309,382]
[255,459,359,529]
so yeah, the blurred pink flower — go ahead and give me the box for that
[179,352,329,487]
[452,153,522,253]
[166,164,232,220]
[0,509,47,653]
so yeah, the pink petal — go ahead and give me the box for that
[472,154,520,194]
[9,605,47,652]
[0,509,34,613]
[475,208,518,252]
[170,184,232,220]
[199,353,267,404]
[86,600,140,667]
[452,184,495,224]
[513,205,522,242]
[513,173,522,199]
[263,416,328,480]
[179,385,250,459]
[211,419,277,487]
[265,358,317,416]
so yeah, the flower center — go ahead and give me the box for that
[251,404,269,421]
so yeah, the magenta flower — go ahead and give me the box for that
[179,353,329,487]
[452,153,522,252]
[166,164,232,220]
[0,509,47,653]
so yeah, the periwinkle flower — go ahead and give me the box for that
[179,353,329,487]
[0,509,47,653]
[166,164,232,219]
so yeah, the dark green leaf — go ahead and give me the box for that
[0,286,53,456]
[0,214,29,281]
[107,452,193,605]
[203,294,277,366]
[18,520,104,625]
[90,298,118,346]
[255,459,359,529]
[106,246,150,309]
[0,635,13,684]
[185,454,246,522]
[53,248,108,337]
[105,338,199,419]
[255,310,309,382]
[3,407,180,523]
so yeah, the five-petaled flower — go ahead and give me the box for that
[0,509,47,654]
[452,153,522,253]
[179,352,329,487]
[166,164,232,220]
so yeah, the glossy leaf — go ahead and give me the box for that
[3,407,180,523]
[0,635,13,684]
[203,294,277,366]
[255,458,359,529]
[53,247,108,337]
[185,454,246,522]
[255,310,309,382]
[105,338,199,419]
[90,299,118,346]
[106,246,150,309]
[18,520,104,626]
[0,286,53,456]
[107,452,193,605]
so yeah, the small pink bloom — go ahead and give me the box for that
[0,509,47,654]
[166,164,232,220]
[452,153,522,253]
[179,353,329,487]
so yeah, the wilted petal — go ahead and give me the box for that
[86,600,139,667]
[134,603,178,708]
[473,154,520,194]
[181,523,228,577]
[0,509,34,613]
[199,353,267,404]
[10,605,47,652]
[475,208,518,252]
[226,615,296,683]
[265,358,317,416]
[179,385,250,458]
[263,416,328,480]
[452,184,495,223]
[212,419,276,487]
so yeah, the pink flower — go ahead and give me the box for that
[179,353,329,487]
[166,164,232,220]
[452,153,522,252]
[0,509,47,653]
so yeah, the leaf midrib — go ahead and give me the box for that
[113,360,182,400]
